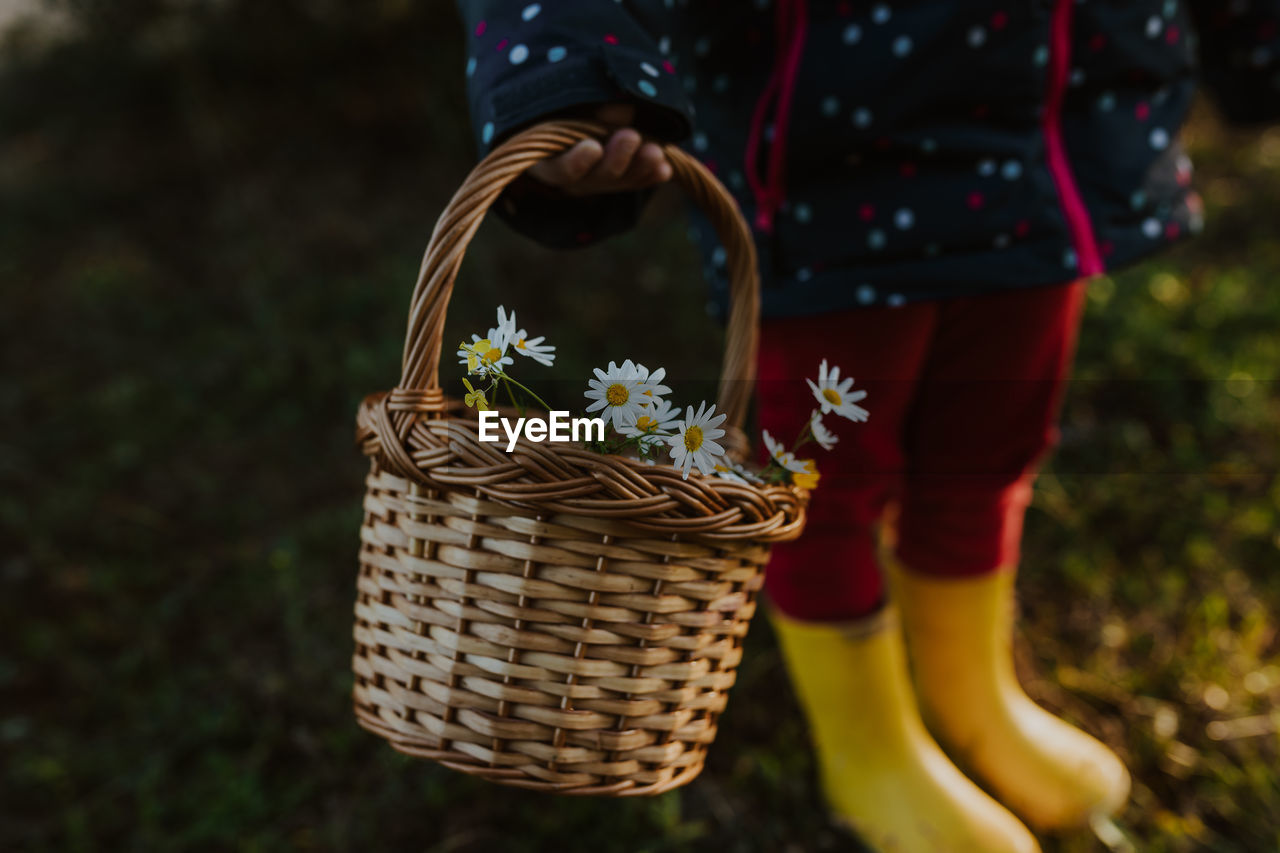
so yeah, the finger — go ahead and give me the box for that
[621,142,671,187]
[592,128,642,180]
[595,103,637,128]
[528,138,602,186]
[558,139,604,182]
[614,142,662,188]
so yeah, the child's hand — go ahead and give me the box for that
[527,104,672,196]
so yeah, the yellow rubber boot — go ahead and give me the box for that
[890,563,1130,831]
[771,607,1040,853]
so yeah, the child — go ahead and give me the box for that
[454,2,1279,850]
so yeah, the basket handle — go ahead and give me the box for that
[396,119,761,430]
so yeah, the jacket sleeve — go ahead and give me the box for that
[1190,0,1280,125]
[454,1,696,248]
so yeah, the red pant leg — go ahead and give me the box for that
[757,303,936,621]
[896,281,1087,576]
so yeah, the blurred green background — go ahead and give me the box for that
[3,2,1279,851]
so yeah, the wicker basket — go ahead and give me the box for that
[351,120,808,796]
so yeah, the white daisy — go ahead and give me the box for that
[492,305,518,352]
[585,359,656,431]
[762,429,809,474]
[511,330,556,366]
[455,306,521,375]
[806,359,869,423]
[809,411,839,450]
[713,460,763,484]
[456,335,513,376]
[635,363,672,407]
[668,401,728,479]
[618,397,680,449]
[712,462,747,483]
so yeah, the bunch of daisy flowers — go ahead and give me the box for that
[455,305,557,411]
[755,359,869,489]
[582,357,867,485]
[457,307,868,486]
[582,359,713,472]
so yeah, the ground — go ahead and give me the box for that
[3,4,1279,851]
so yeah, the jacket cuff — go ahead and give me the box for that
[471,43,694,154]
[467,44,693,249]
[492,179,659,250]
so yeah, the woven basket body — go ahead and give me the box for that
[351,121,807,796]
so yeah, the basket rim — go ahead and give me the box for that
[357,390,808,542]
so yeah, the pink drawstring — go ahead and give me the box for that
[745,0,808,234]
[1043,0,1105,276]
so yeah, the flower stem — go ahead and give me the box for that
[503,377,523,415]
[791,421,814,453]
[499,372,553,412]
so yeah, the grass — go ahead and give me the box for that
[3,3,1278,850]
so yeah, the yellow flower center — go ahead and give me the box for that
[822,388,842,406]
[516,338,526,349]
[635,415,656,430]
[793,459,820,489]
[606,383,629,406]
[684,425,704,452]
[483,348,502,364]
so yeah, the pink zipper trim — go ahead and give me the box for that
[744,61,780,231]
[764,0,806,228]
[745,0,807,234]
[1044,0,1104,276]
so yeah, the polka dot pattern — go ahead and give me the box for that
[457,0,1226,312]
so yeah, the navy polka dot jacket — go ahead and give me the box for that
[457,1,1280,317]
